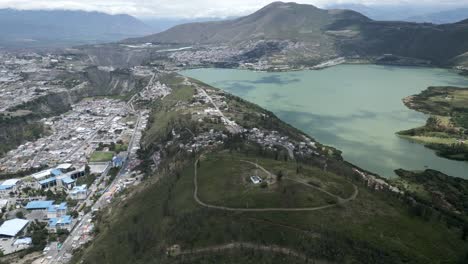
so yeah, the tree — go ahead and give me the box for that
[276,170,284,182]
[70,210,79,219]
[16,211,25,219]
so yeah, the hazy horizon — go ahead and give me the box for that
[0,0,467,19]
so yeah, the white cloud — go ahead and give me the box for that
[0,0,466,18]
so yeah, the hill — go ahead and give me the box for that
[0,9,153,48]
[128,2,369,45]
[71,74,468,264]
[126,2,468,67]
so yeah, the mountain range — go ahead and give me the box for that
[0,9,154,48]
[126,2,468,67]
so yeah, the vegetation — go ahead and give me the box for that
[74,75,468,264]
[89,151,114,162]
[398,87,468,161]
[76,174,97,188]
[394,169,468,220]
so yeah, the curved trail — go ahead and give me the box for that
[176,242,310,261]
[193,159,358,212]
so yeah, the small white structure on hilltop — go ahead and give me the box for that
[0,218,29,237]
[250,176,263,185]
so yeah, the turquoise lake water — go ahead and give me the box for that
[182,65,468,178]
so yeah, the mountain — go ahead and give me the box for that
[406,8,468,24]
[141,17,237,33]
[0,9,154,48]
[129,2,369,44]
[325,3,449,21]
[127,2,468,67]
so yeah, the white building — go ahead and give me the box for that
[0,219,29,237]
[69,185,88,200]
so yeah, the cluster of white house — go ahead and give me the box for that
[0,164,87,198]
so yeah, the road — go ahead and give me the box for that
[46,90,148,264]
[60,114,117,163]
[183,76,241,134]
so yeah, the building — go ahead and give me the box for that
[0,179,21,197]
[37,166,85,190]
[48,215,72,232]
[0,219,29,237]
[47,202,68,219]
[25,200,54,211]
[112,155,124,168]
[13,237,32,246]
[69,185,88,200]
[31,169,53,181]
[250,176,262,184]
[0,199,8,209]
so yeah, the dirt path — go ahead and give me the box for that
[176,242,311,261]
[193,159,358,212]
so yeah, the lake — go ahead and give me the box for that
[182,65,468,178]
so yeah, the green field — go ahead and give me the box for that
[198,154,351,208]
[89,151,114,162]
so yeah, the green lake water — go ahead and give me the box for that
[182,65,468,178]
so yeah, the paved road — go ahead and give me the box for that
[193,159,358,212]
[47,97,146,264]
[183,76,242,134]
[60,114,117,163]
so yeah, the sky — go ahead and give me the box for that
[0,0,466,18]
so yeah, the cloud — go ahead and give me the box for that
[0,0,466,18]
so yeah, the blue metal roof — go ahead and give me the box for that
[39,177,56,185]
[51,169,63,176]
[0,185,13,190]
[48,215,72,227]
[48,202,67,212]
[61,176,75,185]
[25,200,54,210]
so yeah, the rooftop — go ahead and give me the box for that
[32,169,52,180]
[49,215,72,227]
[0,218,29,237]
[48,202,67,212]
[39,177,56,185]
[1,179,20,186]
[25,200,54,210]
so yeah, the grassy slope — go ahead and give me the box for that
[74,75,468,264]
[76,152,467,264]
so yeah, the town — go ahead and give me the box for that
[0,51,155,263]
